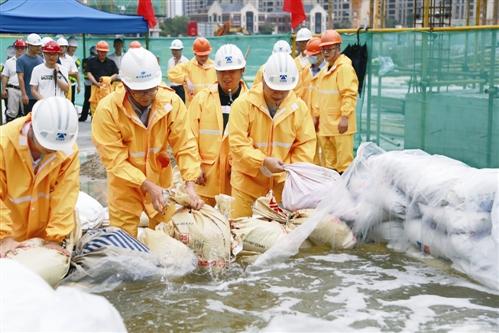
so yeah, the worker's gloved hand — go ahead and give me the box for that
[185,181,204,210]
[141,179,166,213]
[262,157,285,175]
[0,237,22,258]
[43,241,70,257]
[338,116,349,134]
[195,170,206,186]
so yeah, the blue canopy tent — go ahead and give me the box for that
[0,0,148,34]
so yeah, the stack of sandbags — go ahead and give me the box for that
[232,192,356,254]
[338,142,498,290]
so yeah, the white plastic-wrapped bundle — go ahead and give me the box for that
[0,260,127,332]
[337,142,499,290]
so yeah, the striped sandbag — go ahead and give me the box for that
[82,228,149,255]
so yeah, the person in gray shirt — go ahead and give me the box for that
[16,33,43,114]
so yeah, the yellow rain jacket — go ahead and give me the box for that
[252,64,264,87]
[228,83,316,199]
[92,85,201,236]
[89,76,123,116]
[0,115,80,243]
[312,54,358,136]
[168,57,217,106]
[188,81,248,201]
[293,55,309,99]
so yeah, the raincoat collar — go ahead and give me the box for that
[190,57,214,70]
[112,85,175,129]
[247,83,300,125]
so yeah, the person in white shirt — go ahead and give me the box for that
[56,38,78,85]
[30,41,69,100]
[1,39,26,122]
[167,39,188,103]
[108,38,124,70]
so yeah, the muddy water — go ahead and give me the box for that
[98,245,498,332]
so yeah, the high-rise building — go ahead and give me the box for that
[184,0,216,18]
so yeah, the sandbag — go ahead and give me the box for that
[76,191,105,231]
[170,205,231,269]
[289,210,357,249]
[6,238,70,287]
[253,191,290,223]
[215,194,235,218]
[231,217,288,253]
[138,226,197,276]
[282,162,340,211]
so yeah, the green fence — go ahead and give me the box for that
[1,29,497,167]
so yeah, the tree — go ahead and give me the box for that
[160,16,189,37]
[258,23,274,34]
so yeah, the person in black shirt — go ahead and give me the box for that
[81,41,118,121]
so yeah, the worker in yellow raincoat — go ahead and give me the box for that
[313,30,358,173]
[188,44,248,207]
[300,37,327,165]
[0,96,79,257]
[168,37,216,106]
[294,27,312,72]
[229,53,316,218]
[92,47,204,238]
[252,40,292,87]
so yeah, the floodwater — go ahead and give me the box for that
[98,245,499,333]
[79,164,499,333]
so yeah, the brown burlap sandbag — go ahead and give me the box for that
[169,205,231,269]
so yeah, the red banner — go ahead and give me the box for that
[137,0,157,29]
[283,0,306,29]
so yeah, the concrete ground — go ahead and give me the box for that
[77,119,95,159]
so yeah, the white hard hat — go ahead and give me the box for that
[263,53,299,91]
[68,39,78,47]
[57,37,68,47]
[31,96,78,153]
[120,47,162,90]
[272,40,291,54]
[26,33,42,46]
[40,37,54,47]
[214,44,246,71]
[170,39,183,50]
[296,28,312,42]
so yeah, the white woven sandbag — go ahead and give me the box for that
[138,227,197,276]
[76,191,105,230]
[289,210,356,249]
[231,217,288,253]
[282,162,340,211]
[6,238,70,287]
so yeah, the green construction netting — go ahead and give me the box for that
[1,29,498,168]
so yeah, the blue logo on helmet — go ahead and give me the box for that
[225,56,233,63]
[56,132,67,141]
[279,74,288,82]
